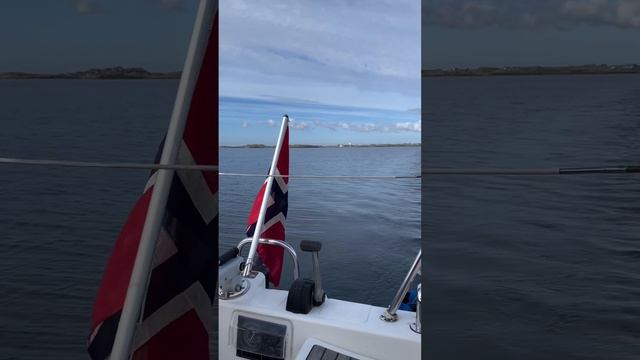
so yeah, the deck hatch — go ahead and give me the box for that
[306,345,360,360]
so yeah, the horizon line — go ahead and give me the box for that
[220,143,421,148]
[3,62,640,75]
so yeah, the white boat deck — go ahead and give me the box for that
[218,273,420,360]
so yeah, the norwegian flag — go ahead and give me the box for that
[246,124,289,287]
[87,5,218,360]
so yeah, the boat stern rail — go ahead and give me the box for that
[237,237,300,281]
[381,249,421,326]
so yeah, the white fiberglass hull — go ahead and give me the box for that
[218,273,420,360]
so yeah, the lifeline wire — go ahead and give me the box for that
[1,157,639,178]
[0,157,219,171]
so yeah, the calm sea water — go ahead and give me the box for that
[0,80,420,359]
[219,146,421,299]
[423,74,640,359]
[4,75,636,360]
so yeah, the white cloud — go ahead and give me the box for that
[69,0,100,14]
[425,0,640,29]
[395,121,421,132]
[266,118,421,133]
[220,0,420,110]
[562,0,640,28]
[289,120,311,130]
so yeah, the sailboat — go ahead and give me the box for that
[5,1,634,358]
[217,115,422,360]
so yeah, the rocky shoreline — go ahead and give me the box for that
[0,67,180,80]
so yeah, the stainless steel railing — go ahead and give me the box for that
[237,237,300,280]
[380,249,421,323]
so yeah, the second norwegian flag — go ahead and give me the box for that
[245,116,289,287]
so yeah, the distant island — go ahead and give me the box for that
[4,64,639,80]
[0,67,180,80]
[423,64,640,77]
[222,143,420,148]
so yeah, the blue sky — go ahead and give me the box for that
[2,1,639,144]
[0,0,421,145]
[2,1,638,72]
[220,96,421,146]
[219,0,421,111]
[219,0,421,145]
[0,1,197,73]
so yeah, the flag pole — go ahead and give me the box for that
[110,0,216,359]
[243,115,289,277]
